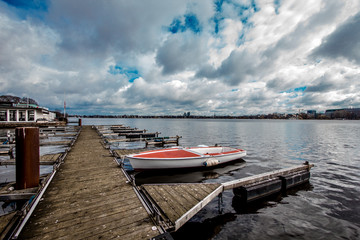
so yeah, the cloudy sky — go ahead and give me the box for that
[1,0,359,115]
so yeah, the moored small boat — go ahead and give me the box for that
[126,146,246,170]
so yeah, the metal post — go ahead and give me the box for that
[15,127,40,190]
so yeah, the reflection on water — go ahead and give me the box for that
[231,182,314,214]
[134,159,246,185]
[79,118,360,239]
[171,212,237,240]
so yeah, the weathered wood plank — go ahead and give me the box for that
[107,223,159,240]
[52,170,124,183]
[190,184,213,198]
[73,211,151,240]
[143,183,223,229]
[144,185,181,223]
[162,185,196,211]
[23,210,149,240]
[175,184,201,206]
[40,153,62,162]
[0,212,17,240]
[223,164,313,190]
[197,183,221,195]
[24,201,144,238]
[32,190,136,220]
[160,185,191,217]
[175,185,224,231]
[18,126,159,240]
[180,184,208,202]
[41,178,129,199]
[39,140,72,146]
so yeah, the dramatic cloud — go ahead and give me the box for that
[1,0,360,115]
[311,12,360,64]
[156,34,208,75]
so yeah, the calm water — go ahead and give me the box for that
[85,118,360,239]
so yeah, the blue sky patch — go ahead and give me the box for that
[294,86,307,92]
[168,13,202,34]
[108,65,141,83]
[281,86,307,98]
[282,86,307,94]
[184,13,201,33]
[251,0,259,12]
[213,0,224,34]
[168,18,183,33]
[212,0,257,45]
[274,0,281,14]
[2,0,48,11]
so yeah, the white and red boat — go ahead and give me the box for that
[126,146,246,171]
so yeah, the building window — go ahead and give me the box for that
[28,110,35,121]
[0,110,7,121]
[10,110,17,121]
[19,110,26,121]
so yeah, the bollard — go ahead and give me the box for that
[78,118,82,126]
[15,127,40,190]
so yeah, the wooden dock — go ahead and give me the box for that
[17,126,161,240]
[2,124,314,239]
[96,125,181,147]
[135,163,313,232]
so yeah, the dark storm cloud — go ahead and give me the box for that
[46,1,185,56]
[156,35,206,74]
[298,93,324,106]
[305,75,336,93]
[196,49,257,86]
[266,78,298,92]
[311,12,360,64]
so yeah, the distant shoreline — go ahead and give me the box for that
[69,115,359,120]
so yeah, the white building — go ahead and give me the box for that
[0,103,56,122]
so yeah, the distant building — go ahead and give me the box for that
[307,110,316,118]
[0,102,56,122]
[183,112,190,117]
[325,108,360,119]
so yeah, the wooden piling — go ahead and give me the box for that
[15,127,39,190]
[78,118,82,126]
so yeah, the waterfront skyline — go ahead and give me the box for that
[1,0,360,115]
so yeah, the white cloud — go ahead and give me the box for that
[1,0,360,115]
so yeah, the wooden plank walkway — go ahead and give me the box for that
[18,126,160,240]
[142,183,222,231]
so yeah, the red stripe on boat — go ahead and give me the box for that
[133,149,200,159]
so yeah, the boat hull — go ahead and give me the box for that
[126,147,246,170]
